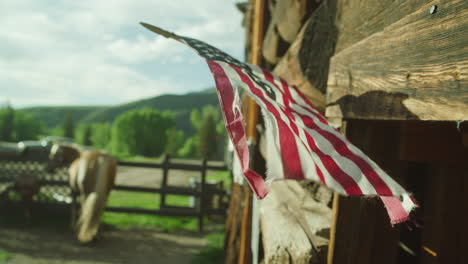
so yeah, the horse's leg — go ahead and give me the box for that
[68,160,83,230]
[70,191,79,229]
[77,155,111,243]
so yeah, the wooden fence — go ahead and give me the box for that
[0,150,229,231]
[109,155,229,231]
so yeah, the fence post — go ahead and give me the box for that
[198,158,207,232]
[160,154,170,209]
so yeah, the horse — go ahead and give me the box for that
[48,143,117,243]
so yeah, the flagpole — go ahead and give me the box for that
[245,0,264,143]
[239,1,265,264]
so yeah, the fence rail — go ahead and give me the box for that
[112,155,229,231]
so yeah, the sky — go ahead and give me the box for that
[0,0,245,108]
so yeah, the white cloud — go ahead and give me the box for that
[0,0,244,107]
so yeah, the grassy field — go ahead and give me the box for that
[102,169,230,232]
[0,249,10,264]
[102,191,199,231]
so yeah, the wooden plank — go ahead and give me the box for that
[326,0,468,120]
[105,207,199,217]
[261,181,331,264]
[245,0,266,143]
[160,155,170,208]
[274,0,309,43]
[262,19,280,64]
[273,19,327,111]
[238,185,253,264]
[225,184,244,264]
[198,159,207,231]
[117,160,227,171]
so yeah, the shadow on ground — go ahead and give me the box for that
[0,209,206,264]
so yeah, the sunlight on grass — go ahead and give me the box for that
[102,168,230,234]
[102,190,198,232]
[207,171,231,191]
[192,231,225,264]
[0,248,11,264]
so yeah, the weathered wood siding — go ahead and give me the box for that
[326,0,468,120]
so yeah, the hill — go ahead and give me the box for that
[20,106,104,128]
[19,89,219,136]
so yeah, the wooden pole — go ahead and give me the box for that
[160,154,170,209]
[245,0,265,142]
[199,158,207,232]
[238,1,266,264]
[238,185,253,264]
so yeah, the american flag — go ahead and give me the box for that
[141,22,417,224]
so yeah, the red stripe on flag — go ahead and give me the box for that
[261,69,304,180]
[233,65,363,193]
[206,60,268,198]
[279,78,327,184]
[297,115,393,196]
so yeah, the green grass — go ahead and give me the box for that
[192,231,225,264]
[207,171,231,191]
[0,248,11,264]
[102,190,199,232]
[101,169,230,232]
[120,155,163,164]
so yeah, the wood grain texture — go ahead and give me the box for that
[262,18,281,64]
[274,0,309,43]
[261,181,331,264]
[273,20,327,111]
[326,0,468,120]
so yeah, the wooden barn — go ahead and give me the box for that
[224,0,468,263]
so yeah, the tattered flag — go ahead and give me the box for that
[141,22,417,224]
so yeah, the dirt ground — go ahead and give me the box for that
[0,165,222,264]
[0,226,206,264]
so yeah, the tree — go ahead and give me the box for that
[0,104,44,142]
[165,128,185,156]
[0,104,15,141]
[198,112,218,159]
[12,111,44,141]
[62,112,75,139]
[75,124,93,146]
[91,122,112,149]
[184,105,225,159]
[110,108,175,157]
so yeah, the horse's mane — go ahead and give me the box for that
[51,142,85,152]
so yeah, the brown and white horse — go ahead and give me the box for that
[48,143,116,243]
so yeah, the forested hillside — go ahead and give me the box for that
[19,89,219,137]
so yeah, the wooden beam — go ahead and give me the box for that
[245,0,266,142]
[274,0,309,43]
[238,185,253,264]
[326,0,468,121]
[273,19,327,111]
[261,181,331,263]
